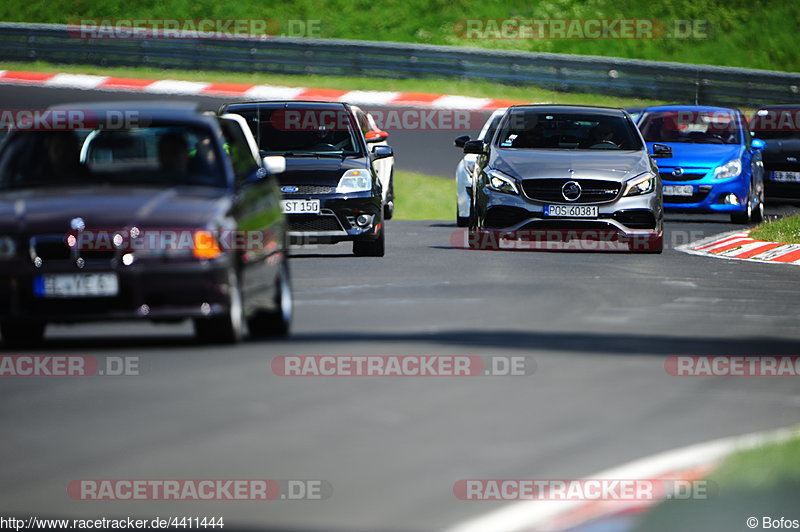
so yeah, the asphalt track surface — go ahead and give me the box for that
[2,85,800,531]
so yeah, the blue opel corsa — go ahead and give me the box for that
[637,105,765,223]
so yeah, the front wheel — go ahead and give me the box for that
[248,259,292,338]
[1,319,46,347]
[194,268,244,344]
[751,187,765,223]
[353,229,385,257]
[383,174,395,220]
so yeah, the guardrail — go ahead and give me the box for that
[1,22,799,107]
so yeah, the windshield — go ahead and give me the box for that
[231,107,363,157]
[0,125,226,190]
[750,109,800,140]
[495,110,643,150]
[639,110,742,144]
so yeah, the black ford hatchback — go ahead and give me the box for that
[219,101,392,256]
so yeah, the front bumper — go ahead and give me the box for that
[474,187,662,251]
[0,259,234,323]
[662,178,749,213]
[283,192,383,244]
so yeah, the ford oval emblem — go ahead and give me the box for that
[281,186,299,193]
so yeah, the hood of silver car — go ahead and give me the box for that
[491,149,651,182]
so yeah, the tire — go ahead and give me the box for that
[456,201,470,227]
[730,198,752,224]
[248,259,293,338]
[1,319,46,347]
[751,187,765,224]
[353,228,385,257]
[194,268,244,344]
[383,173,395,220]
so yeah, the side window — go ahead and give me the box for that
[219,118,259,184]
[740,114,752,146]
[356,111,370,136]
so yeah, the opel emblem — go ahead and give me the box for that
[672,168,684,177]
[281,186,299,193]
[561,181,582,202]
[70,217,85,231]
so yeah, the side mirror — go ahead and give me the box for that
[372,145,393,160]
[262,156,286,175]
[463,140,486,155]
[751,138,766,151]
[650,143,672,159]
[454,135,470,148]
[365,130,389,143]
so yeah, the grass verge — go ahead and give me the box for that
[393,170,453,221]
[0,61,668,109]
[750,213,800,243]
[633,433,800,532]
[1,0,798,71]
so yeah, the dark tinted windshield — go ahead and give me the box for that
[750,109,800,140]
[0,125,226,190]
[231,107,363,157]
[639,110,742,144]
[495,110,643,150]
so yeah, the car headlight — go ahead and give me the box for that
[336,169,372,193]
[623,172,657,197]
[486,169,519,195]
[713,159,742,180]
[0,236,16,259]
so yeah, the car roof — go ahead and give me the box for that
[46,101,217,127]
[505,104,628,117]
[641,104,739,114]
[223,101,350,111]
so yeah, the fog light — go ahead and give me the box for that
[722,193,740,205]
[122,253,134,266]
[356,214,372,227]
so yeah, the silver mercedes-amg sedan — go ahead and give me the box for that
[464,105,670,252]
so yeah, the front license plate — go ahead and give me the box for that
[771,171,800,182]
[544,205,598,218]
[281,199,320,214]
[34,273,119,298]
[663,185,694,196]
